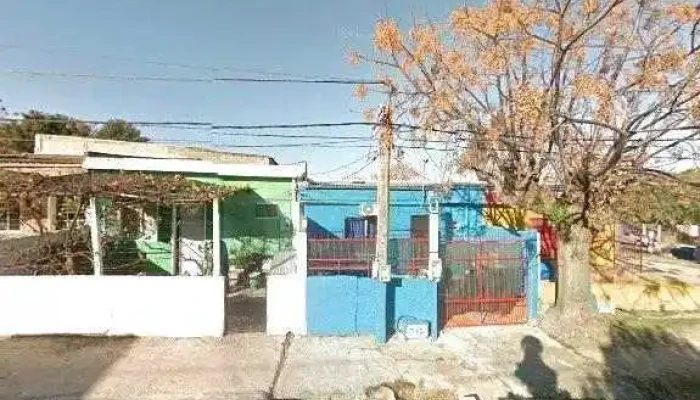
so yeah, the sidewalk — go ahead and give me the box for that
[0,334,281,400]
[3,324,696,399]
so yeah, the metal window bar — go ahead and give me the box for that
[389,238,430,276]
[307,238,376,276]
[0,198,20,230]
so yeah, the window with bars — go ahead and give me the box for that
[255,203,280,219]
[56,196,85,230]
[0,198,20,230]
[344,216,377,239]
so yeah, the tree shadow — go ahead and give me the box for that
[588,322,700,399]
[501,324,700,400]
[0,335,137,399]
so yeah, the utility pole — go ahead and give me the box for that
[373,99,392,282]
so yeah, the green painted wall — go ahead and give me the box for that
[99,172,295,275]
[193,176,295,269]
[135,239,173,274]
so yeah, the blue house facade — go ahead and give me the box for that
[300,181,540,342]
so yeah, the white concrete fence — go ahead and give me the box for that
[263,237,307,336]
[0,276,225,337]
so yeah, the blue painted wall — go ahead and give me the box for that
[302,184,541,341]
[307,275,437,343]
[440,186,486,240]
[387,278,439,340]
[301,184,485,239]
[307,276,387,343]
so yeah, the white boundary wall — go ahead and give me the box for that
[0,276,225,337]
[267,274,306,335]
[266,216,307,336]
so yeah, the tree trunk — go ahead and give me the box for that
[555,224,593,316]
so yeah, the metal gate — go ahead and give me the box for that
[441,238,528,327]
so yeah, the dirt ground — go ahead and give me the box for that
[226,288,266,334]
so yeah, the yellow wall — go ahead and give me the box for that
[542,281,700,312]
[483,205,540,230]
[483,205,617,277]
[590,224,616,279]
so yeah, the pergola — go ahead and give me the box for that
[0,170,245,276]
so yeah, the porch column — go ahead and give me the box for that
[212,198,222,277]
[170,206,179,275]
[291,180,307,277]
[88,197,103,275]
[428,201,441,281]
[46,196,57,231]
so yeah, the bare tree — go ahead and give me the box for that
[356,0,700,319]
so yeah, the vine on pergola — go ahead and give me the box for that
[0,170,245,205]
[0,171,245,275]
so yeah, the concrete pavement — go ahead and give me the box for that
[0,334,281,400]
[2,324,698,399]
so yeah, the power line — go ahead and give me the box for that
[0,117,379,130]
[0,116,697,145]
[341,155,378,180]
[0,117,210,127]
[0,137,370,148]
[313,150,377,176]
[211,131,370,139]
[0,136,695,159]
[0,43,364,80]
[213,139,371,148]
[3,69,385,85]
[0,116,696,158]
[6,69,208,82]
[215,77,384,85]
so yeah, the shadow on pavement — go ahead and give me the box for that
[590,322,700,399]
[500,323,700,400]
[0,335,137,399]
[226,290,266,334]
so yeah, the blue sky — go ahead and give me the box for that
[0,0,466,177]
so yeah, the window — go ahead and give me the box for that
[56,196,85,230]
[0,198,20,230]
[344,216,377,239]
[410,215,430,239]
[157,206,174,242]
[119,206,143,239]
[256,203,279,219]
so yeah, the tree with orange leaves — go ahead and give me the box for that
[355,0,700,320]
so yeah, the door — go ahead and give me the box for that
[441,239,528,327]
[178,205,212,276]
[405,215,429,275]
